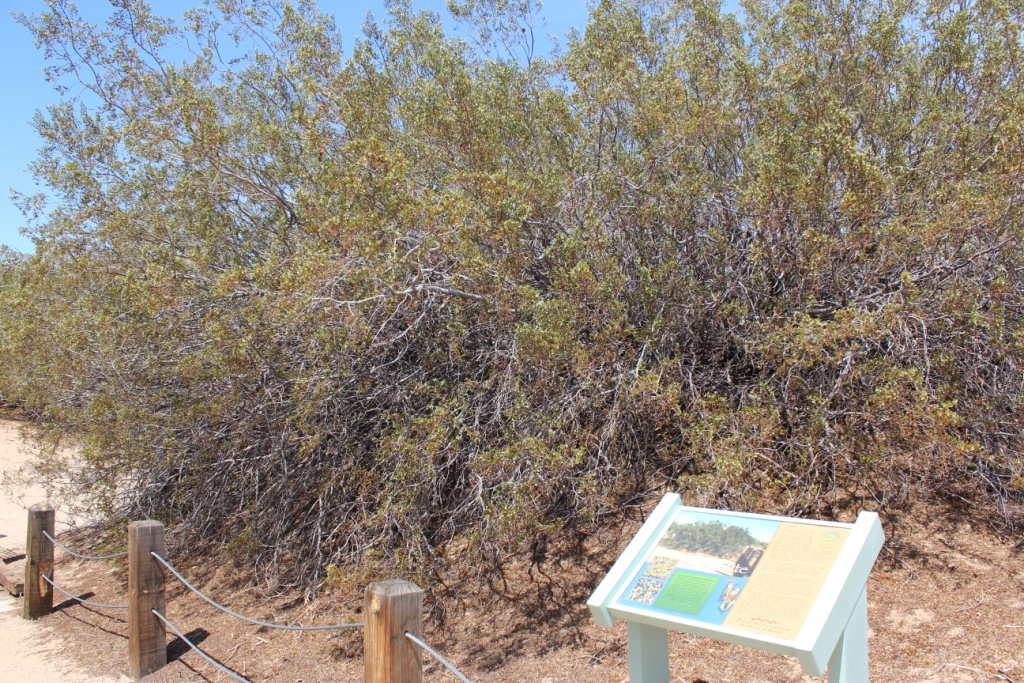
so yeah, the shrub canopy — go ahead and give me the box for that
[2,0,1023,592]
[662,520,767,557]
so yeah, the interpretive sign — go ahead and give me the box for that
[588,494,884,683]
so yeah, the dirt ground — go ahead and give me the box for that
[2,418,1023,683]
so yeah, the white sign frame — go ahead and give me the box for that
[587,494,884,682]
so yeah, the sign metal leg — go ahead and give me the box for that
[627,620,670,683]
[828,585,870,683]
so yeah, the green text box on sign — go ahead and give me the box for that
[652,571,718,614]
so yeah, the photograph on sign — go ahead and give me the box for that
[614,508,849,640]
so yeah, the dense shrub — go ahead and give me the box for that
[1,0,1022,594]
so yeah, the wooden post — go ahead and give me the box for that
[827,585,870,683]
[128,520,166,680]
[365,579,424,683]
[23,503,54,619]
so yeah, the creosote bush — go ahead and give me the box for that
[1,0,1022,602]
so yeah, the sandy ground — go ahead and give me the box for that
[649,549,736,576]
[1,420,54,548]
[0,420,120,683]
[1,417,1023,682]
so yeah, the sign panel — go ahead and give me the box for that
[587,494,885,678]
[613,507,848,640]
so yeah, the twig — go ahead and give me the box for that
[313,283,487,308]
[935,663,1017,682]
[954,589,986,613]
[223,641,245,663]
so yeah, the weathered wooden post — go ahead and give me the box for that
[23,503,55,619]
[365,579,424,683]
[128,520,167,679]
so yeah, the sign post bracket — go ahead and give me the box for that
[627,620,670,683]
[826,585,869,683]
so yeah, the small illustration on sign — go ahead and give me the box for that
[818,531,841,547]
[627,578,664,604]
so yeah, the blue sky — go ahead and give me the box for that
[2,0,744,254]
[0,0,591,253]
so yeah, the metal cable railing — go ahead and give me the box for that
[24,508,466,683]
[405,632,475,683]
[41,573,129,610]
[152,609,252,683]
[43,530,127,560]
[151,552,363,631]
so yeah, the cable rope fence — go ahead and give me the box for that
[151,551,364,631]
[42,529,128,560]
[151,609,253,683]
[17,504,478,683]
[406,631,475,683]
[40,573,129,610]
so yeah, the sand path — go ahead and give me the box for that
[649,548,736,575]
[0,420,122,683]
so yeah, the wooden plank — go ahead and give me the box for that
[0,545,25,564]
[0,544,26,595]
[23,504,54,619]
[128,520,166,680]
[0,558,24,596]
[365,579,424,683]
